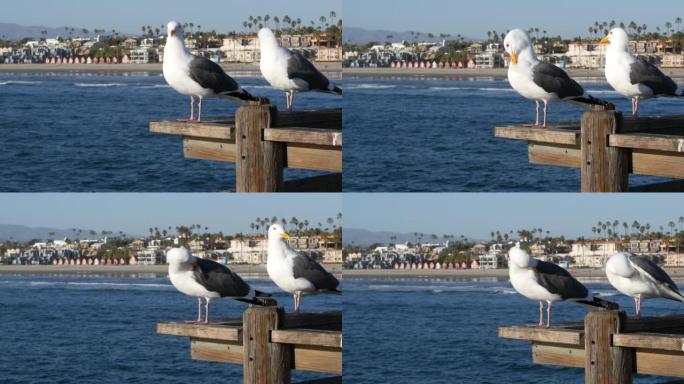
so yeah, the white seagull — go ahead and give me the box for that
[504,29,610,127]
[167,247,270,323]
[606,252,684,318]
[258,28,342,112]
[508,244,611,327]
[266,224,340,314]
[601,28,682,119]
[163,21,255,122]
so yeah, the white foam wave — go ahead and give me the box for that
[74,82,127,88]
[66,281,171,288]
[0,80,43,85]
[366,284,511,293]
[347,84,398,89]
[429,86,515,92]
[137,84,171,89]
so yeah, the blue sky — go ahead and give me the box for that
[344,194,684,239]
[0,194,341,235]
[1,0,341,34]
[346,0,684,39]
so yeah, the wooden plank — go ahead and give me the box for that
[636,348,684,377]
[610,133,684,152]
[156,322,242,342]
[614,333,684,352]
[190,338,244,364]
[271,330,342,349]
[293,346,342,374]
[287,145,342,173]
[183,138,237,162]
[243,306,280,384]
[528,142,581,168]
[532,342,585,368]
[150,120,235,140]
[265,127,342,147]
[273,109,341,130]
[282,174,342,193]
[498,326,583,346]
[580,110,629,192]
[584,310,632,384]
[495,125,580,145]
[632,150,684,179]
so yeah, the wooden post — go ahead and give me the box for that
[580,110,628,192]
[243,305,291,384]
[584,310,632,384]
[235,102,285,192]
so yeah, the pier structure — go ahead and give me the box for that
[495,106,684,192]
[158,302,342,384]
[151,99,342,192]
[499,309,684,383]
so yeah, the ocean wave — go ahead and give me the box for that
[365,284,511,294]
[347,84,398,89]
[0,80,43,86]
[66,281,171,288]
[136,84,171,89]
[74,83,127,88]
[429,86,515,92]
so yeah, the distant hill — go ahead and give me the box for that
[344,26,475,45]
[0,224,131,242]
[0,22,130,41]
[343,228,480,247]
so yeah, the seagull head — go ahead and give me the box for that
[601,28,628,49]
[605,252,633,275]
[508,245,532,269]
[258,28,278,46]
[167,21,184,39]
[504,29,532,65]
[268,224,289,242]
[166,247,192,265]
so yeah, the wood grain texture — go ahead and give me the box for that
[265,127,342,147]
[272,329,342,348]
[191,338,244,364]
[610,133,684,152]
[613,333,684,351]
[243,306,280,384]
[150,120,235,140]
[532,342,585,368]
[498,326,583,346]
[580,111,629,192]
[584,310,632,384]
[293,346,342,374]
[635,348,684,377]
[156,321,242,342]
[632,150,684,179]
[286,145,342,172]
[528,142,581,168]
[183,138,236,162]
[495,125,580,145]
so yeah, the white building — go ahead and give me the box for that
[569,241,620,268]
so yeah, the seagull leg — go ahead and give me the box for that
[538,301,544,327]
[285,92,291,111]
[204,298,211,323]
[293,293,299,315]
[290,92,296,112]
[543,101,548,128]
[185,297,202,323]
[535,101,541,126]
[180,96,195,122]
[634,97,640,120]
[197,97,203,123]
[545,301,553,328]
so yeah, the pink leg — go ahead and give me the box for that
[290,92,296,112]
[197,97,203,122]
[535,101,540,126]
[546,301,552,328]
[542,101,548,128]
[538,301,544,327]
[204,298,211,323]
[634,97,640,120]
[285,92,290,111]
[185,297,202,323]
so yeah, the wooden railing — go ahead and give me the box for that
[158,304,342,384]
[495,108,684,192]
[151,100,342,192]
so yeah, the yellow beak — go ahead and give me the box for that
[510,52,518,64]
[600,37,610,44]
[169,30,176,37]
[281,233,290,240]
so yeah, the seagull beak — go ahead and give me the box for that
[510,52,518,64]
[600,37,610,44]
[169,29,176,37]
[281,233,290,240]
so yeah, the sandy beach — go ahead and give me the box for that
[0,264,341,276]
[343,67,684,79]
[0,62,342,74]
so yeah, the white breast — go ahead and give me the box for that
[508,65,557,102]
[267,243,316,294]
[509,266,561,302]
[169,268,219,298]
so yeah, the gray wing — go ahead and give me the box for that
[629,254,679,292]
[189,56,253,100]
[292,253,339,291]
[536,261,588,300]
[532,62,585,99]
[193,258,251,297]
[630,58,678,95]
[287,52,331,92]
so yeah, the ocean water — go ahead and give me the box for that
[0,273,341,383]
[343,75,680,192]
[0,72,340,192]
[343,277,684,383]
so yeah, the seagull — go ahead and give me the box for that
[167,247,270,323]
[163,21,255,122]
[504,29,610,127]
[258,28,342,112]
[508,243,612,327]
[606,252,684,318]
[266,223,340,314]
[601,28,682,119]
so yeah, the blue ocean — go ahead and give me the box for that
[0,273,341,383]
[343,75,681,192]
[0,71,340,192]
[343,277,684,383]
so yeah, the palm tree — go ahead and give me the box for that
[274,16,281,32]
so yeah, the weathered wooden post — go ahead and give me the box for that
[580,108,628,192]
[235,100,285,192]
[584,310,632,384]
[243,304,291,384]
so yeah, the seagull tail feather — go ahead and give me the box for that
[224,88,257,102]
[566,94,615,111]
[235,289,273,305]
[327,83,342,95]
[666,288,684,302]
[575,296,619,310]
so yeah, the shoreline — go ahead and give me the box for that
[0,62,342,74]
[343,67,684,79]
[0,264,341,276]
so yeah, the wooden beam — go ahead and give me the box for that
[636,348,684,377]
[157,322,241,342]
[243,306,282,384]
[632,150,684,179]
[584,310,632,384]
[528,142,581,168]
[271,330,342,349]
[495,125,580,145]
[498,326,583,346]
[293,346,342,374]
[610,133,684,152]
[286,145,342,173]
[150,120,235,140]
[532,342,585,368]
[613,333,684,352]
[581,110,629,192]
[191,338,244,364]
[183,138,236,162]
[265,127,342,147]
